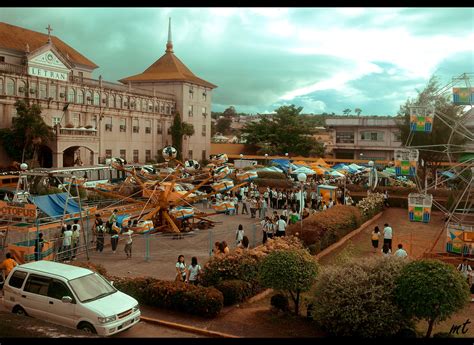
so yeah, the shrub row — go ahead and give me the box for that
[256,170,287,180]
[215,279,255,306]
[286,205,362,252]
[253,178,293,189]
[110,276,224,318]
[68,262,224,318]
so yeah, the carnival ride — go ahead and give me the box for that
[395,73,473,257]
[83,148,253,234]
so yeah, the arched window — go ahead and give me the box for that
[85,91,92,105]
[49,82,57,100]
[93,91,100,106]
[102,93,108,107]
[17,80,26,96]
[0,78,3,95]
[166,105,170,114]
[130,97,135,109]
[108,94,115,108]
[68,88,75,103]
[142,99,147,112]
[116,95,122,109]
[77,90,84,104]
[148,101,153,112]
[123,96,128,108]
[160,103,165,113]
[6,78,15,96]
[135,98,140,111]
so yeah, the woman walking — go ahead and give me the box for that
[95,219,106,252]
[187,257,202,285]
[236,224,245,245]
[371,226,381,253]
[381,243,391,258]
[175,255,187,282]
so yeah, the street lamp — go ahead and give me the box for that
[264,153,268,166]
[297,172,307,231]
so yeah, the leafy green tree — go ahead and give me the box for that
[259,249,318,315]
[394,259,471,338]
[354,108,362,116]
[312,257,410,337]
[0,100,54,164]
[343,108,351,115]
[223,106,237,118]
[216,117,232,135]
[170,112,194,161]
[396,76,467,182]
[241,105,324,157]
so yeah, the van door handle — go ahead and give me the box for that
[49,301,54,305]
[21,295,26,298]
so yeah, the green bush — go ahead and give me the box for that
[253,178,293,189]
[216,279,253,306]
[200,251,261,288]
[307,244,319,255]
[394,259,471,337]
[259,249,318,315]
[286,205,362,250]
[111,276,224,318]
[270,293,289,312]
[256,171,287,179]
[312,257,411,337]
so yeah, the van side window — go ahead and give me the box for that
[48,280,73,301]
[8,270,28,289]
[24,275,51,296]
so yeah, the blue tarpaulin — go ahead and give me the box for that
[30,193,81,218]
[270,159,291,172]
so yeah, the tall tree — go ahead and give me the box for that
[354,108,362,116]
[170,112,194,161]
[223,106,237,118]
[396,76,467,182]
[215,117,232,134]
[241,105,324,157]
[0,100,54,165]
[343,108,352,115]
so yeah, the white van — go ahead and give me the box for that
[3,261,140,336]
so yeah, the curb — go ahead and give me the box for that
[140,316,240,338]
[315,211,384,261]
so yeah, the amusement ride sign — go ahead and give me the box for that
[0,200,37,219]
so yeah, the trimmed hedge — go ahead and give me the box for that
[111,276,224,318]
[69,261,108,276]
[253,178,293,189]
[287,205,362,251]
[256,171,287,180]
[216,279,254,306]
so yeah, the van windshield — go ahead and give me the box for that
[69,273,116,303]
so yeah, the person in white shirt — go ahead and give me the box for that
[122,222,134,259]
[394,243,408,259]
[236,224,245,245]
[187,257,202,285]
[322,202,327,211]
[310,191,317,209]
[276,216,287,237]
[457,258,473,284]
[62,224,73,262]
[383,223,393,251]
[232,195,239,215]
[241,195,249,215]
[328,199,334,208]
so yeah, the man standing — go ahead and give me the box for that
[122,222,134,259]
[383,223,393,251]
[241,194,249,215]
[62,225,73,262]
[276,215,287,237]
[34,232,45,261]
[394,243,408,259]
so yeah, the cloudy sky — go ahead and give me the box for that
[1,8,473,115]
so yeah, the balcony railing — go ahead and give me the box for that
[0,62,27,75]
[57,127,98,136]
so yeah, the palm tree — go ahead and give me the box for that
[354,108,362,116]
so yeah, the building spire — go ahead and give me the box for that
[165,17,173,53]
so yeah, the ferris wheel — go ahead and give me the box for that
[395,73,473,255]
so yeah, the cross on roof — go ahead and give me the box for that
[46,24,53,41]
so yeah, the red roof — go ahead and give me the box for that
[0,22,98,69]
[120,50,217,89]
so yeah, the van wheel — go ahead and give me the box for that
[78,322,97,334]
[12,306,27,316]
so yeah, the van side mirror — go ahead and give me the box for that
[61,296,73,304]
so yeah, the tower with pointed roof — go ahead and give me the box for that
[120,18,216,162]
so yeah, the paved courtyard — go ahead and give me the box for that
[77,204,265,280]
